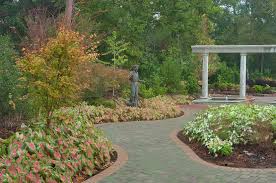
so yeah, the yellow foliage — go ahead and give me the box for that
[17,28,98,118]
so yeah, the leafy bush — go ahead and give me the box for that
[212,82,239,91]
[89,98,116,109]
[140,75,168,98]
[79,63,129,99]
[183,104,276,156]
[160,58,183,94]
[140,84,155,99]
[185,75,200,95]
[0,107,112,182]
[211,62,239,84]
[210,62,239,92]
[252,85,271,93]
[250,70,273,81]
[17,28,98,121]
[0,36,20,116]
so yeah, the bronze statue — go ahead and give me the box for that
[128,65,139,107]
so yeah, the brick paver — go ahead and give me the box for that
[97,105,276,183]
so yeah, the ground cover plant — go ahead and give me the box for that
[0,108,112,182]
[61,95,190,124]
[183,104,276,156]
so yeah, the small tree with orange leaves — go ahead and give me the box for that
[17,28,98,124]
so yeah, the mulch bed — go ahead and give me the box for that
[73,150,118,183]
[177,131,276,168]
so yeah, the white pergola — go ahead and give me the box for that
[192,45,276,99]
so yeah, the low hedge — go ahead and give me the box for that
[183,104,276,156]
[0,107,112,182]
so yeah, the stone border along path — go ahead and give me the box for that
[84,145,128,183]
[95,105,276,183]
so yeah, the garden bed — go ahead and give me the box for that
[0,108,113,182]
[181,104,276,169]
[62,95,188,124]
[177,131,276,168]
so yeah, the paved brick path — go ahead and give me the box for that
[97,105,276,183]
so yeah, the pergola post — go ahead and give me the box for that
[240,53,247,99]
[201,53,209,99]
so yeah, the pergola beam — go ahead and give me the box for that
[192,45,276,53]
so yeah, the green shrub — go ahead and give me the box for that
[252,85,271,93]
[92,98,116,109]
[183,104,276,156]
[140,75,168,98]
[253,85,264,93]
[150,74,168,96]
[250,70,273,80]
[140,84,155,98]
[185,75,200,95]
[0,35,22,116]
[160,58,183,94]
[212,62,239,84]
[213,82,239,91]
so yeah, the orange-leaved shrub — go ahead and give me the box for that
[77,63,129,100]
[17,27,98,121]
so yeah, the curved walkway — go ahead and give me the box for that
[97,105,276,183]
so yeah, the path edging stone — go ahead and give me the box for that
[83,145,128,183]
[170,129,276,173]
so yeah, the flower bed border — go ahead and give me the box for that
[83,145,128,183]
[170,129,276,173]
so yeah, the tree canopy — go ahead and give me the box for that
[0,0,275,117]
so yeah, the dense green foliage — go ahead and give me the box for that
[72,0,218,95]
[183,105,276,156]
[0,107,112,182]
[0,35,23,116]
[1,0,275,115]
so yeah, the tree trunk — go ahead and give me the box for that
[112,54,116,97]
[65,0,74,28]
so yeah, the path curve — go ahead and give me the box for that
[97,105,276,183]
